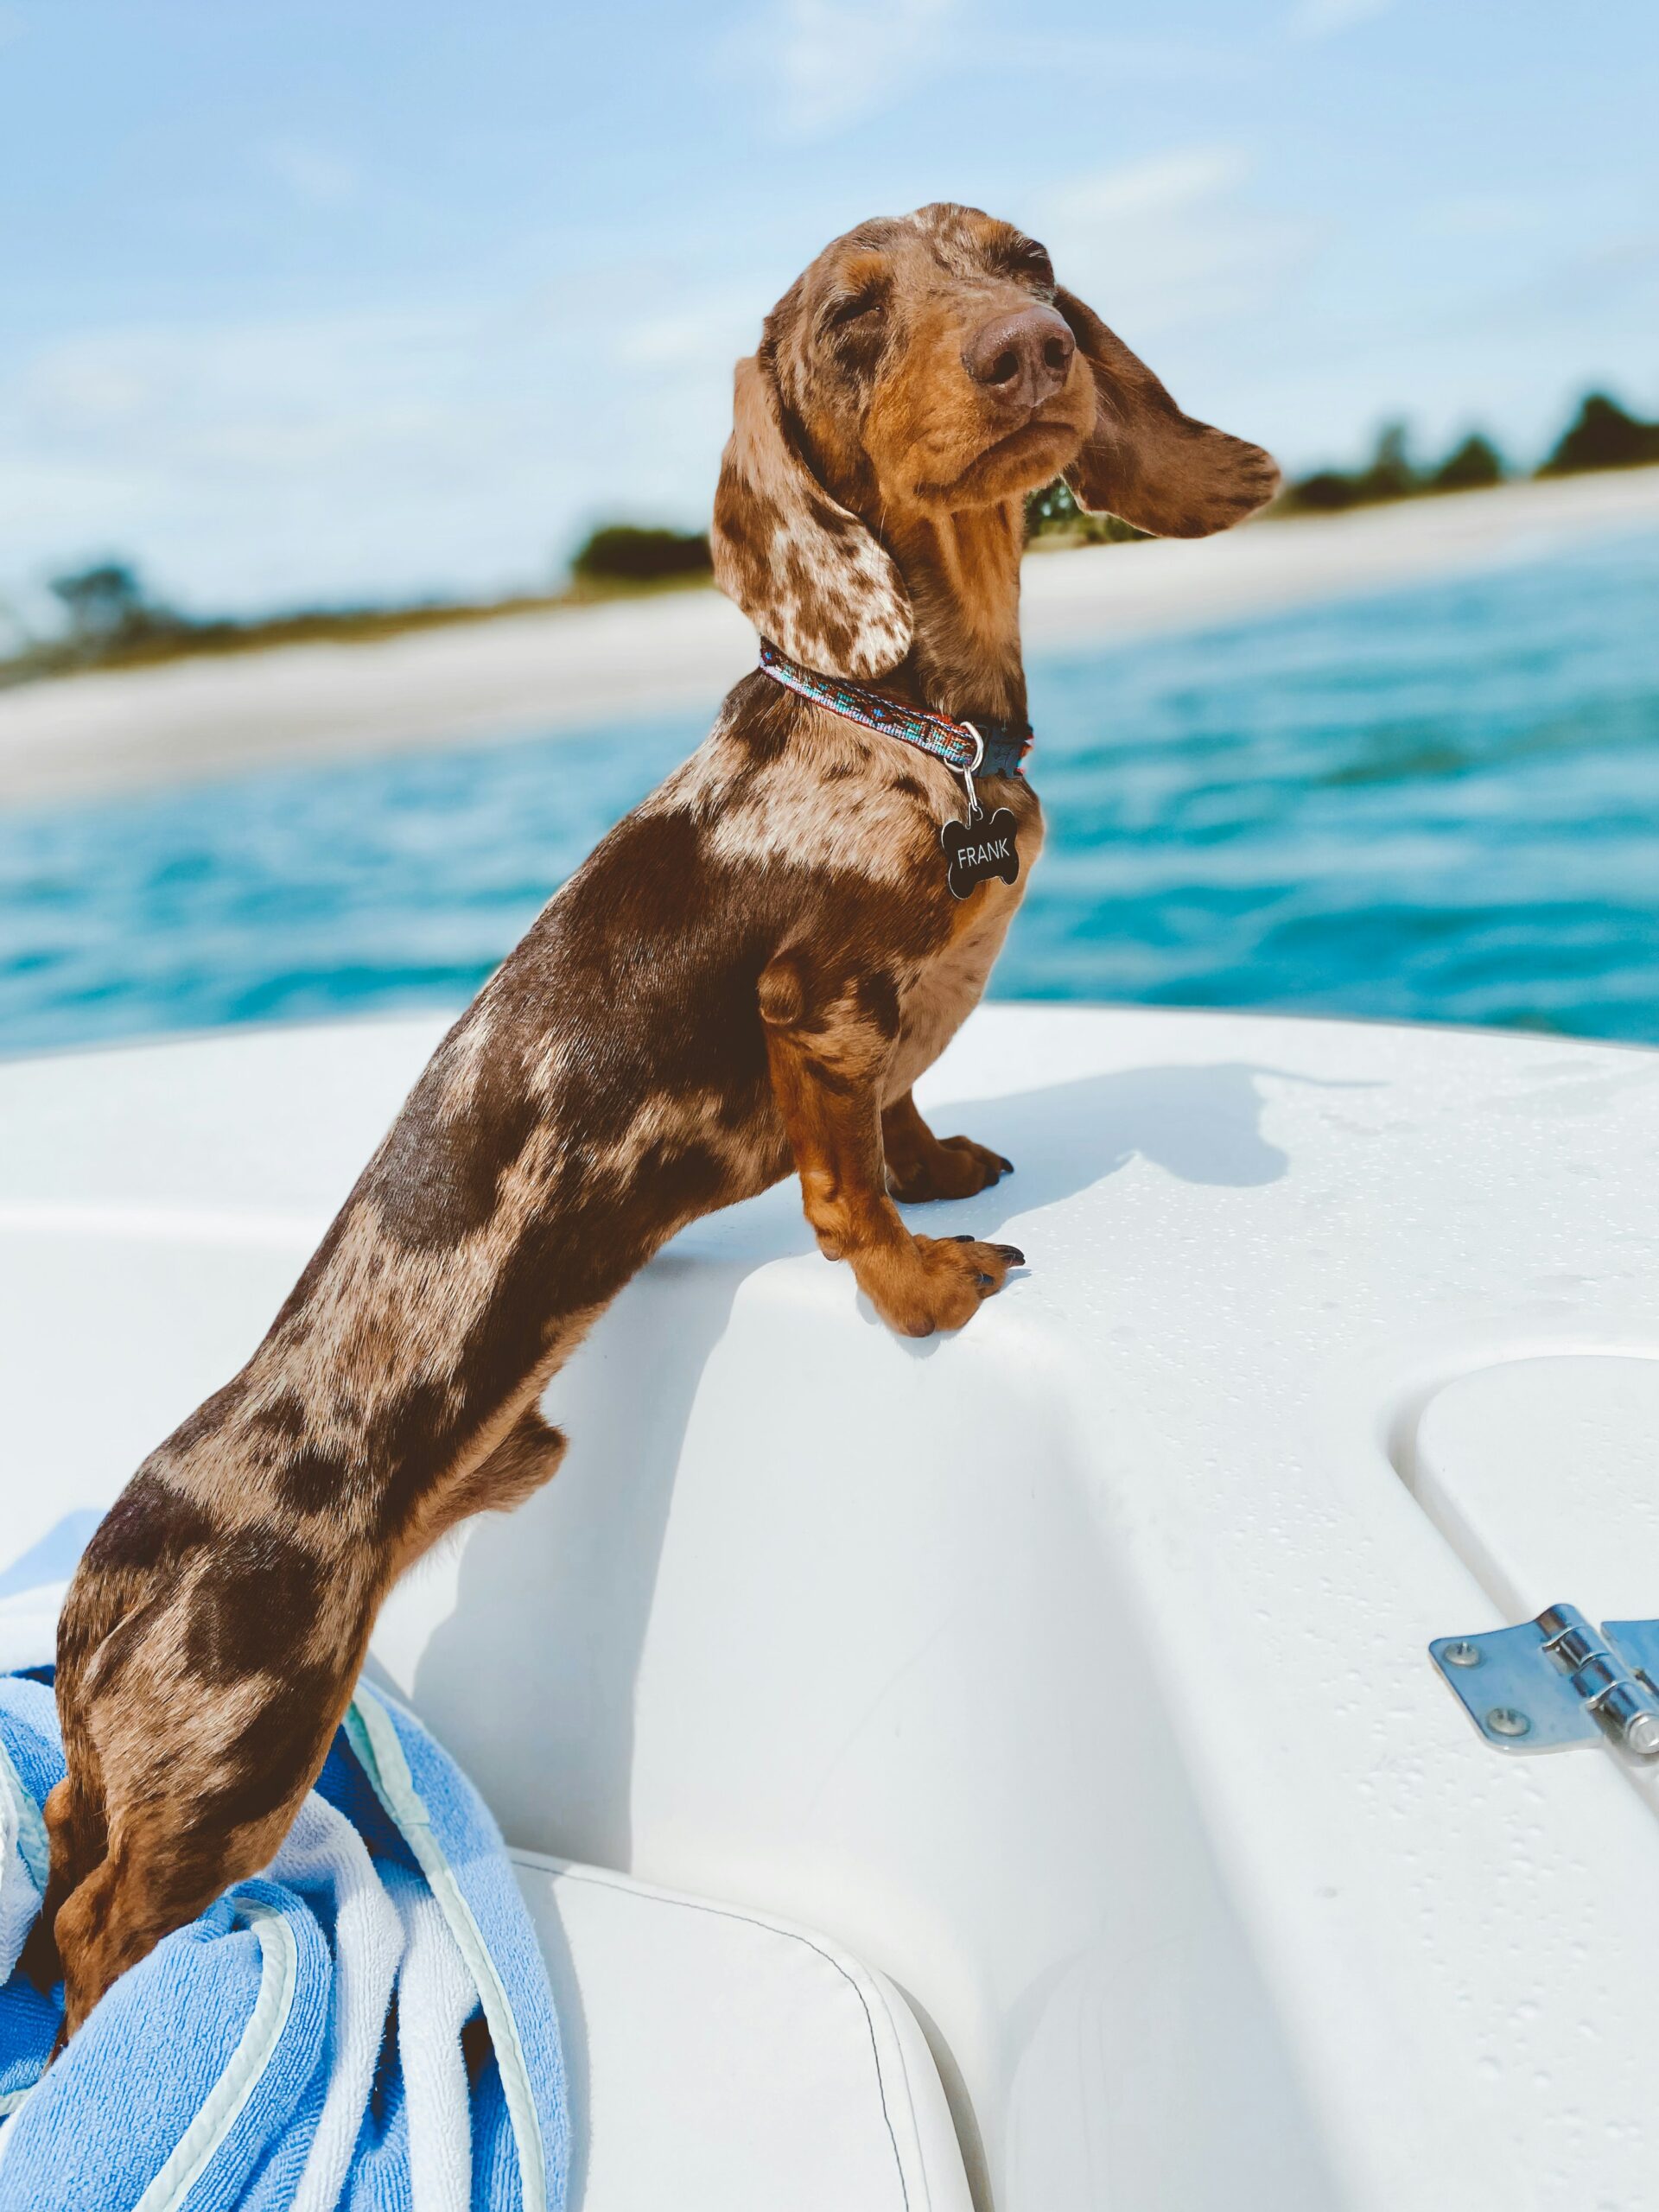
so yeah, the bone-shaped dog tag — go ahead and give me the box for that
[942,808,1020,899]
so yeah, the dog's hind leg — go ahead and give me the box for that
[23,1568,143,1996]
[53,1664,354,2039]
[19,1768,107,1997]
[54,1797,299,2040]
[50,1410,564,2037]
[51,1550,372,2038]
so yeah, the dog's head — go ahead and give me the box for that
[713,201,1280,679]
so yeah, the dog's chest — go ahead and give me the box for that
[886,784,1043,1098]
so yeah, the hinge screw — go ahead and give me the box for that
[1487,1707,1532,1738]
[1624,1713,1659,1757]
[1443,1641,1482,1669]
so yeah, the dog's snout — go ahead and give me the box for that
[963,304,1075,408]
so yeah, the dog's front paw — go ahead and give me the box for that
[887,1135,1012,1204]
[857,1231,1025,1338]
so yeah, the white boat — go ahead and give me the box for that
[3,999,1657,2209]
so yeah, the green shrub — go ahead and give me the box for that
[1280,423,1421,513]
[1539,392,1659,476]
[49,560,181,643]
[1430,433,1507,493]
[569,523,712,584]
[1024,478,1146,544]
[1278,468,1361,514]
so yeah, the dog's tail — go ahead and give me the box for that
[19,1553,131,1995]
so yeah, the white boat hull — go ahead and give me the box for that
[4,1002,1658,2209]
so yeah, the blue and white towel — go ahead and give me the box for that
[0,1664,569,2211]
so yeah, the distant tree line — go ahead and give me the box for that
[1,522,715,689]
[1274,389,1659,518]
[5,388,1656,687]
[1025,385,1659,542]
[1278,422,1502,512]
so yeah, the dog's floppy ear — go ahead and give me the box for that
[711,351,912,679]
[1056,287,1280,537]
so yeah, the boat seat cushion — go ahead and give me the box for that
[512,1852,974,2212]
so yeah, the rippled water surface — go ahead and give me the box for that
[3,528,1658,1056]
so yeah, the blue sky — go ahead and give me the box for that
[2,0,1656,621]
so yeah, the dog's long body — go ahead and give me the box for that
[41,203,1276,2034]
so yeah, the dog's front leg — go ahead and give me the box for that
[881,1090,1012,1204]
[760,954,1021,1337]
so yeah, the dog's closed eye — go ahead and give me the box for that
[990,231,1056,292]
[823,285,886,332]
[820,250,891,339]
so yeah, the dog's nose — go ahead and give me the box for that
[963,304,1076,408]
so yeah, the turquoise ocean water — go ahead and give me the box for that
[3,528,1657,1057]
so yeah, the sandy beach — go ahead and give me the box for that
[3,467,1657,810]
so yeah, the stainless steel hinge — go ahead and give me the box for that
[1430,1605,1659,1756]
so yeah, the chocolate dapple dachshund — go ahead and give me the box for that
[37,202,1277,2034]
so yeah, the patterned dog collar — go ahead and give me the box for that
[758,640,1032,779]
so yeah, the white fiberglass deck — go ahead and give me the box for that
[3,1002,1659,2209]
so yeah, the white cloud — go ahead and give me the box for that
[0,304,556,613]
[1041,148,1251,228]
[1422,191,1540,241]
[980,27,1249,80]
[1030,148,1316,342]
[0,265,751,617]
[748,0,961,137]
[728,2,1239,140]
[1285,0,1394,41]
[259,138,360,207]
[615,283,761,372]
